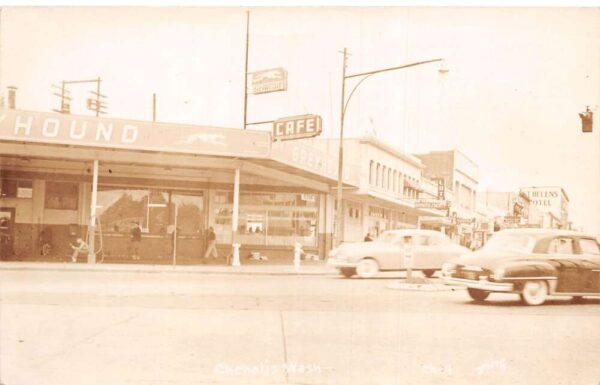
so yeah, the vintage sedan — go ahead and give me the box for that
[327,229,470,278]
[442,228,600,305]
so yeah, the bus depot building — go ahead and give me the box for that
[0,108,448,265]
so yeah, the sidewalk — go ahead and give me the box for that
[0,260,337,276]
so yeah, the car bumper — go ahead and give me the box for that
[327,258,358,268]
[443,276,514,292]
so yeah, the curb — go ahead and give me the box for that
[0,262,336,277]
[386,280,465,292]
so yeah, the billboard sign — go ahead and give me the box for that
[273,114,323,141]
[0,108,271,158]
[251,68,287,94]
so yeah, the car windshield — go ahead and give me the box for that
[480,233,535,254]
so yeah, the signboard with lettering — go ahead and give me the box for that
[454,216,476,225]
[270,140,360,186]
[251,68,288,94]
[0,108,271,158]
[520,187,566,222]
[431,177,446,201]
[273,114,323,141]
[415,199,450,210]
[503,216,520,225]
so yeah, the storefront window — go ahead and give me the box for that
[171,193,204,236]
[213,191,318,247]
[98,188,204,237]
[146,190,169,235]
[45,181,78,210]
[96,188,149,234]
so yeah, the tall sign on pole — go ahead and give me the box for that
[251,68,288,94]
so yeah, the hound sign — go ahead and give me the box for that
[273,114,323,141]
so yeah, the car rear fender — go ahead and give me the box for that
[502,260,558,292]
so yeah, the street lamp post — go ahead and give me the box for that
[335,49,446,246]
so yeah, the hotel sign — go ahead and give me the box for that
[251,68,287,94]
[273,114,322,141]
[521,187,565,220]
[0,108,271,158]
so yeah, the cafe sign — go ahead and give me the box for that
[273,114,323,141]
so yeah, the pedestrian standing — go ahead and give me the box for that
[131,222,142,260]
[203,226,218,259]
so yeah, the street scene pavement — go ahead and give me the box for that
[1,266,598,385]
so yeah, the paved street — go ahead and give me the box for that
[0,268,599,385]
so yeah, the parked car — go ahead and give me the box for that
[327,229,470,278]
[442,228,600,305]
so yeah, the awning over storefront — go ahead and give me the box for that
[0,108,349,193]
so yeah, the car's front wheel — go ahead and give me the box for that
[339,267,356,278]
[467,288,490,301]
[356,258,379,279]
[520,280,548,306]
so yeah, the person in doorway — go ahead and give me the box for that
[40,227,53,256]
[131,222,142,260]
[203,227,218,259]
[70,237,88,263]
[364,233,374,242]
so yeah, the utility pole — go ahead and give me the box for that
[335,48,348,246]
[152,93,157,122]
[95,77,101,117]
[243,10,250,130]
[52,78,106,115]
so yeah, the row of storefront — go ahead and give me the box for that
[0,107,485,265]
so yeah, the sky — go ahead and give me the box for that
[0,6,599,234]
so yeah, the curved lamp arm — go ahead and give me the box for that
[341,57,445,125]
[342,73,375,124]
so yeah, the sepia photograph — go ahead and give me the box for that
[0,2,599,385]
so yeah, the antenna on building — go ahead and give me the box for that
[368,115,377,137]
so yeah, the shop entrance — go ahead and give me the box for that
[0,208,15,259]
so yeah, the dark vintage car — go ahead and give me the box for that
[442,229,600,305]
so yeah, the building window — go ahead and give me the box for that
[382,166,388,189]
[376,163,381,187]
[369,161,375,185]
[45,181,79,210]
[1,179,33,198]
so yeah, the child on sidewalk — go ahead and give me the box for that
[70,237,89,263]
